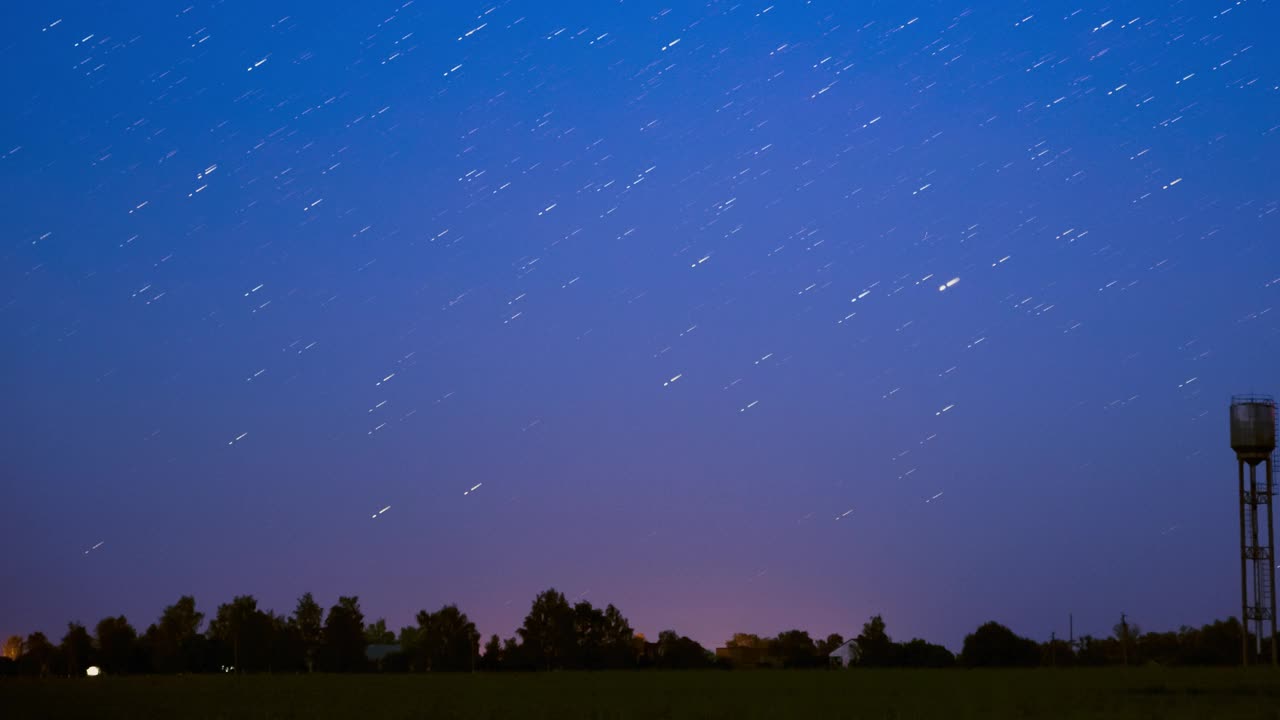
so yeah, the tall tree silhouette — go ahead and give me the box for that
[396,625,422,670]
[321,596,366,672]
[59,623,94,676]
[290,592,324,672]
[517,589,576,670]
[478,634,504,671]
[209,596,276,672]
[571,601,606,668]
[19,632,55,677]
[95,616,137,674]
[147,595,205,673]
[501,636,528,671]
[269,612,305,672]
[412,604,480,672]
[599,604,637,669]
[855,615,896,667]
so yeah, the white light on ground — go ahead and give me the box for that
[86,666,100,677]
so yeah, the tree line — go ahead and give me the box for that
[0,588,1264,676]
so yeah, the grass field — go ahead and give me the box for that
[5,669,1280,719]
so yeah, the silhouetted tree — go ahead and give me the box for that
[365,618,395,645]
[13,585,1272,675]
[1176,618,1244,666]
[816,633,845,657]
[717,632,778,667]
[269,613,305,672]
[855,615,897,667]
[1074,634,1113,666]
[290,592,324,672]
[19,632,55,676]
[412,604,479,672]
[148,595,206,673]
[501,636,531,671]
[321,596,367,672]
[59,623,94,676]
[599,604,637,669]
[209,596,276,672]
[725,632,765,649]
[95,616,137,674]
[571,601,606,668]
[479,634,504,671]
[959,622,1039,667]
[773,630,820,668]
[517,589,576,670]
[655,630,714,669]
[1134,630,1177,666]
[392,626,420,670]
[1040,637,1077,667]
[899,638,955,667]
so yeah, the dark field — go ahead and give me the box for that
[5,670,1280,719]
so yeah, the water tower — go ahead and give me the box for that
[1230,395,1277,666]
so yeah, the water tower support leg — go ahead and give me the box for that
[1241,459,1249,667]
[1268,455,1277,667]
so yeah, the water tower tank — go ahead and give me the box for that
[1230,396,1276,461]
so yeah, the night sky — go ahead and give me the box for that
[3,0,1279,652]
